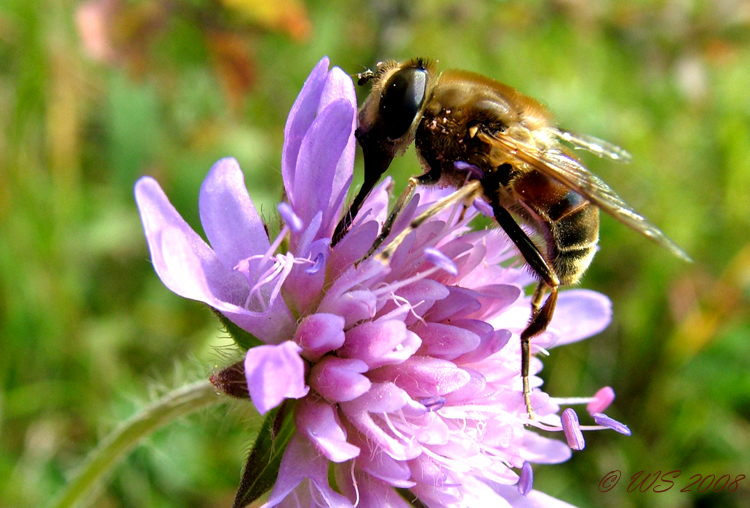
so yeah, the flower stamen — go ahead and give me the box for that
[592,413,631,435]
[423,247,458,275]
[278,202,304,233]
[561,408,585,450]
[517,461,533,496]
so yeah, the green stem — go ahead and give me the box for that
[48,380,224,508]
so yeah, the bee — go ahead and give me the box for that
[331,58,690,418]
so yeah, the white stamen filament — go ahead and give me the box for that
[242,252,308,310]
[549,396,596,405]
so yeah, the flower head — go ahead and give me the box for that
[136,57,624,508]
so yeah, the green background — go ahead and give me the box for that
[1,0,749,507]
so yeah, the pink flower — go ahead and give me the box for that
[75,0,118,63]
[136,57,625,508]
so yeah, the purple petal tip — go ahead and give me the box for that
[244,342,308,415]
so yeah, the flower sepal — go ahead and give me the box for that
[232,400,296,508]
[211,307,263,350]
[209,360,249,399]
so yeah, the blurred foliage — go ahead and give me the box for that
[1,0,749,507]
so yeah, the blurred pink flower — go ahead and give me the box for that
[136,57,625,507]
[75,0,117,63]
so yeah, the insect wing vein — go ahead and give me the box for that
[487,132,691,262]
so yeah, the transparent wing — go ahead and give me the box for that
[482,131,691,262]
[554,129,633,163]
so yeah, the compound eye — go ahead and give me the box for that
[379,67,428,139]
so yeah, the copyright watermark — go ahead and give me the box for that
[598,470,621,492]
[598,470,745,494]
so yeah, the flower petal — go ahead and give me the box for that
[355,175,393,229]
[357,446,414,488]
[328,221,379,275]
[340,383,422,461]
[408,455,448,486]
[282,57,330,206]
[328,175,392,273]
[326,290,379,328]
[294,313,346,361]
[491,484,578,508]
[412,413,451,445]
[319,64,357,115]
[456,327,511,364]
[466,284,524,320]
[371,356,471,398]
[282,211,329,313]
[423,247,458,275]
[378,278,449,326]
[441,368,486,403]
[244,341,309,415]
[425,286,482,322]
[335,469,412,508]
[414,322,482,360]
[136,176,240,302]
[319,66,357,233]
[296,398,360,462]
[264,433,352,508]
[292,98,355,228]
[136,176,297,342]
[318,260,384,326]
[341,320,421,368]
[396,278,451,307]
[198,158,270,269]
[309,357,371,402]
[541,289,612,347]
[517,430,573,464]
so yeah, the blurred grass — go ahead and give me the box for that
[1,0,749,507]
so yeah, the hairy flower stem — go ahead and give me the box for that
[48,381,223,508]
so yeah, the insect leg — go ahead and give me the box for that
[358,170,442,263]
[488,200,560,419]
[530,282,547,317]
[332,173,382,247]
[375,180,484,264]
[456,202,472,223]
[520,286,558,417]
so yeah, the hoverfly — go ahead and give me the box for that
[331,58,690,418]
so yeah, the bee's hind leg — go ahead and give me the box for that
[487,198,560,420]
[520,284,558,418]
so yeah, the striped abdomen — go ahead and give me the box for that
[512,170,600,286]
